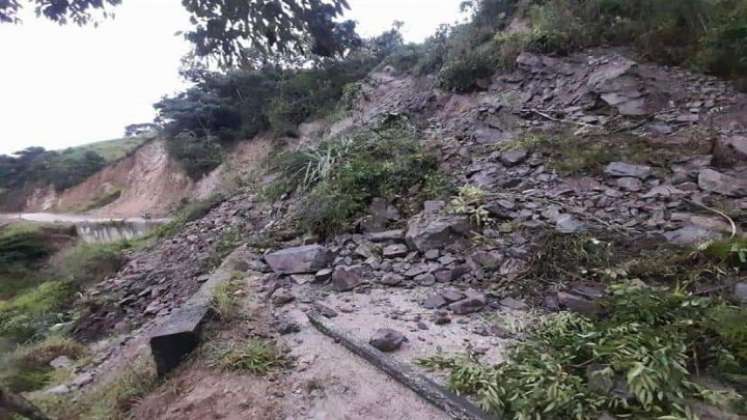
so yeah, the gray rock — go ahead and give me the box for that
[368,230,405,242]
[406,214,472,252]
[664,225,722,246]
[382,244,409,258]
[332,265,363,292]
[470,251,503,270]
[265,245,333,274]
[500,148,528,166]
[50,355,74,370]
[442,289,466,303]
[449,293,486,315]
[71,372,94,388]
[434,265,470,283]
[314,268,333,282]
[361,197,401,232]
[715,136,747,165]
[734,283,747,304]
[556,214,586,233]
[369,328,407,352]
[379,273,404,286]
[616,177,643,192]
[604,162,652,179]
[423,294,448,309]
[45,384,71,395]
[271,288,295,306]
[313,302,338,318]
[500,297,528,310]
[698,169,747,197]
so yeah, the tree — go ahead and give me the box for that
[0,0,360,63]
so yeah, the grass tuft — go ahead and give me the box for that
[207,338,290,375]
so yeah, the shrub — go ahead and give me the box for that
[419,283,747,419]
[0,281,74,341]
[276,116,443,238]
[56,241,128,286]
[166,132,224,180]
[439,48,497,92]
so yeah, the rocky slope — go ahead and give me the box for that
[40,49,747,419]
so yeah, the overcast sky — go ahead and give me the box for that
[0,0,465,155]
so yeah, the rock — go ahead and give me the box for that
[46,384,71,395]
[470,251,502,270]
[361,197,401,232]
[271,288,295,306]
[604,162,652,179]
[382,244,409,258]
[71,372,94,388]
[449,293,486,315]
[557,292,602,316]
[406,214,472,252]
[714,135,747,166]
[500,148,528,166]
[314,268,333,282]
[442,289,466,302]
[50,355,74,370]
[616,177,643,192]
[332,265,363,292]
[379,273,404,286]
[664,225,722,246]
[500,297,528,310]
[368,229,405,242]
[424,200,446,215]
[369,328,407,352]
[313,302,338,318]
[276,318,301,335]
[556,214,586,233]
[698,169,747,197]
[734,283,747,304]
[415,273,436,286]
[423,294,448,309]
[432,310,451,325]
[265,245,333,274]
[434,265,469,282]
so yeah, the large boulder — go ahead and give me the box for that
[369,328,407,352]
[265,245,333,274]
[698,169,747,197]
[406,212,472,252]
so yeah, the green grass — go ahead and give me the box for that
[0,335,87,393]
[207,338,290,375]
[61,137,147,163]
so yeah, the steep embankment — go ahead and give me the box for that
[22,136,274,218]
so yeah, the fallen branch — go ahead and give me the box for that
[685,199,737,239]
[306,312,497,420]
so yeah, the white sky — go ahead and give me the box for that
[0,0,465,156]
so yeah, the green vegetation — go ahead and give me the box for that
[0,229,128,343]
[498,131,709,176]
[269,115,443,238]
[61,137,146,162]
[31,356,158,420]
[208,338,290,375]
[448,185,491,227]
[0,336,87,393]
[420,283,747,419]
[210,276,244,322]
[704,236,747,270]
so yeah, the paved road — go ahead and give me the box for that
[0,212,170,224]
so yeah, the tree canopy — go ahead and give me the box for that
[0,0,359,63]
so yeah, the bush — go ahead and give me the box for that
[420,282,747,419]
[166,132,224,180]
[439,48,497,92]
[272,116,443,238]
[0,281,74,341]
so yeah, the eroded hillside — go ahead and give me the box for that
[3,1,747,419]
